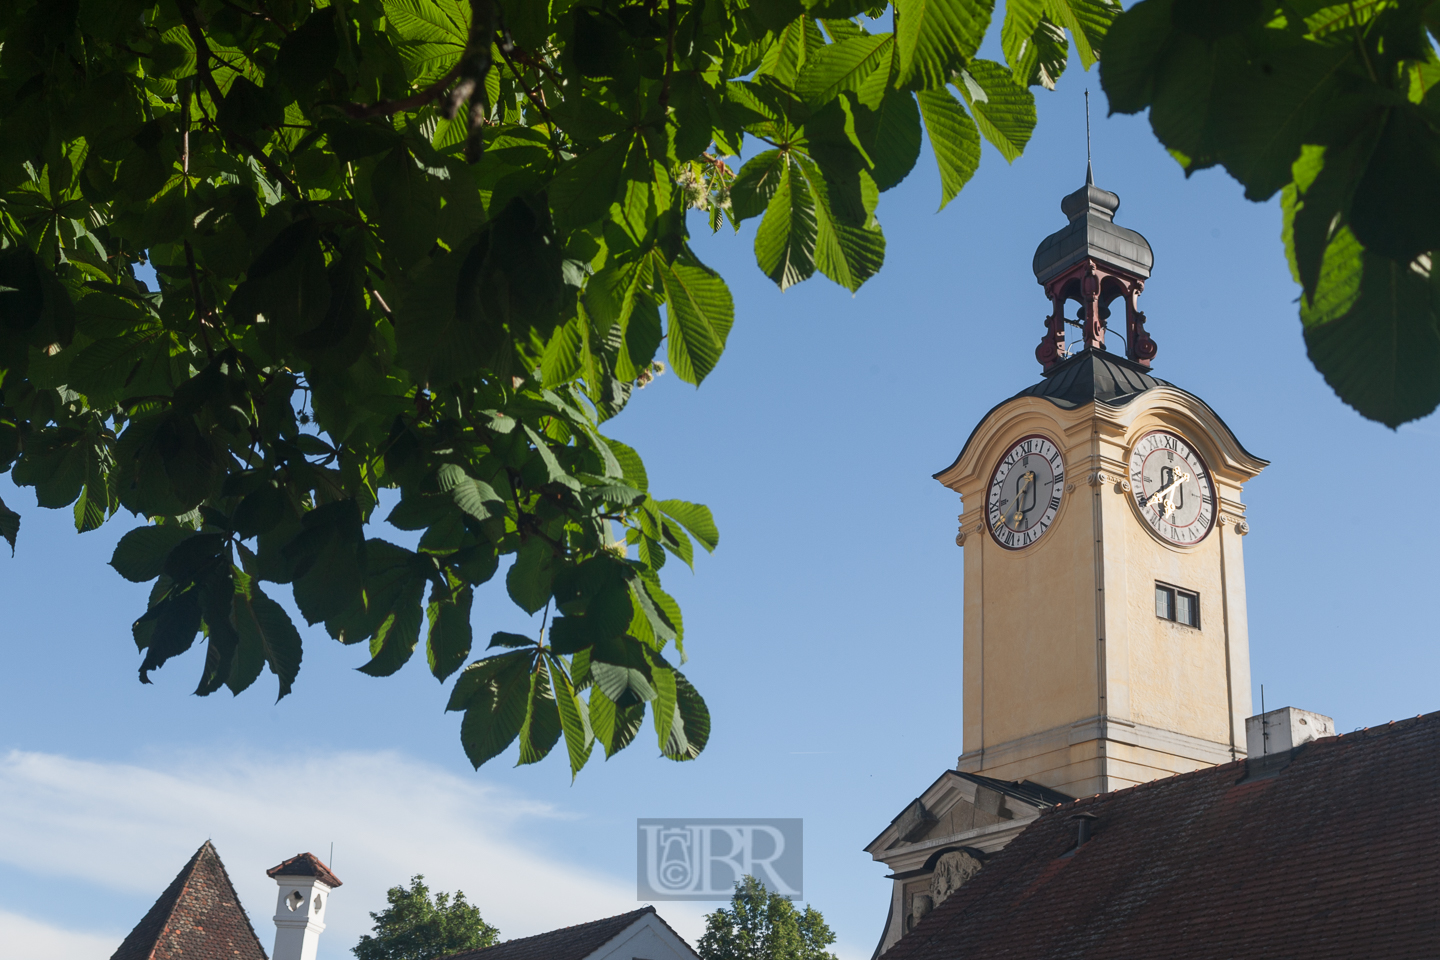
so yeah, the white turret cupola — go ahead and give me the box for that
[267,853,342,960]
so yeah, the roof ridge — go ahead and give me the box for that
[212,843,270,960]
[442,906,656,960]
[140,843,209,960]
[267,851,342,888]
[1050,709,1440,811]
[507,905,653,940]
[635,906,701,960]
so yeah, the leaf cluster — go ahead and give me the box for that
[1102,0,1440,426]
[697,875,838,960]
[0,0,1112,772]
[353,875,499,960]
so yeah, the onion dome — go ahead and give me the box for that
[1032,168,1153,285]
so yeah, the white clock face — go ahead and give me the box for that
[1128,430,1216,545]
[987,435,1066,550]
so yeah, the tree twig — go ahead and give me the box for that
[505,42,564,89]
[496,29,554,126]
[659,0,677,112]
[342,65,466,119]
[177,0,300,199]
[184,243,215,359]
[178,78,214,359]
[215,0,286,30]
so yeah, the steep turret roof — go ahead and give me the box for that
[111,841,267,960]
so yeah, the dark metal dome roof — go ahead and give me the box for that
[1032,171,1154,284]
[1012,348,1166,408]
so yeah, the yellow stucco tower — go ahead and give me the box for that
[936,172,1267,798]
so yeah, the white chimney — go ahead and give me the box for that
[267,853,342,960]
[1245,706,1334,757]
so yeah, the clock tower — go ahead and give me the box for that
[935,170,1267,798]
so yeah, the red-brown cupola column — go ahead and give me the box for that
[1032,166,1157,372]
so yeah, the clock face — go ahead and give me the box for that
[987,435,1066,550]
[1128,430,1216,545]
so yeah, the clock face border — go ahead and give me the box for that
[1126,429,1217,547]
[986,433,1067,551]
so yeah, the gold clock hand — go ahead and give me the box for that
[1142,471,1190,508]
[1010,472,1035,526]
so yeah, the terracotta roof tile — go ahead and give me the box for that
[883,711,1440,960]
[265,853,341,888]
[442,907,676,960]
[111,841,268,960]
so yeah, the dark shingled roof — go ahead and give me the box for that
[265,853,341,888]
[442,907,692,960]
[111,841,268,960]
[1012,349,1168,409]
[882,711,1440,960]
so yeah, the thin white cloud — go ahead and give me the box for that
[0,749,712,960]
[0,909,123,960]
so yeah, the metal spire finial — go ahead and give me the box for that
[1084,89,1093,185]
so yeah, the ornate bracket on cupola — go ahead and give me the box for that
[1031,167,1157,373]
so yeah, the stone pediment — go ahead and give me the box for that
[867,771,1068,859]
[866,771,1070,959]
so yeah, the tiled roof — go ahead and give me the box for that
[884,712,1440,960]
[111,841,268,960]
[265,852,342,888]
[442,906,664,960]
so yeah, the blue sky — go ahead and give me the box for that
[3,49,1438,960]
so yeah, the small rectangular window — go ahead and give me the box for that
[1156,583,1199,628]
[1175,591,1198,627]
[1155,585,1174,620]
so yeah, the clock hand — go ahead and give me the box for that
[1010,472,1035,526]
[1141,471,1190,509]
[993,472,1036,532]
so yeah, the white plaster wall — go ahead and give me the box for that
[591,915,699,960]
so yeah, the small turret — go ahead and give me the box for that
[1030,169,1158,373]
[267,853,342,960]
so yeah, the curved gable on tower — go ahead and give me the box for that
[934,351,1266,492]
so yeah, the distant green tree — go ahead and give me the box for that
[352,875,499,960]
[697,876,838,960]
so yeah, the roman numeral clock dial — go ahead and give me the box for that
[1128,430,1216,545]
[987,436,1066,549]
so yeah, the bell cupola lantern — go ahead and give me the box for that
[1032,166,1157,372]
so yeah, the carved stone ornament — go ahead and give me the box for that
[1215,515,1249,538]
[1086,471,1130,493]
[908,893,934,931]
[928,850,984,907]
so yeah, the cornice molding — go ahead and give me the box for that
[935,388,1266,496]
